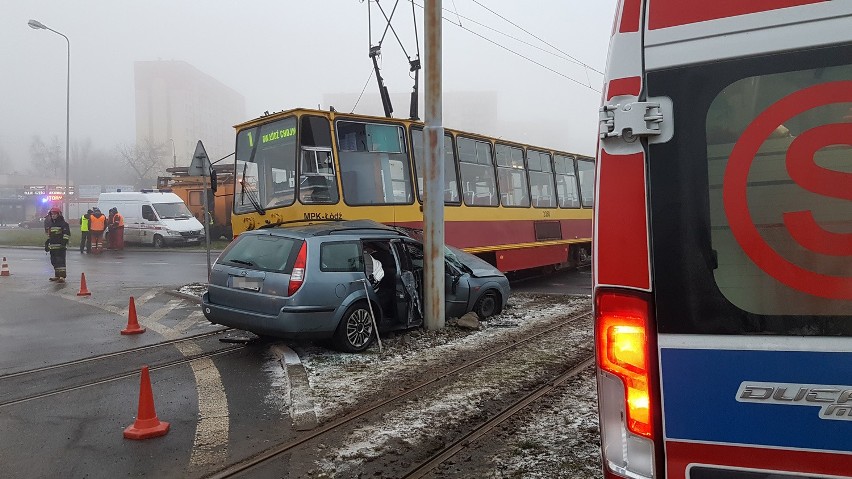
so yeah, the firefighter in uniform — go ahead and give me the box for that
[80,209,92,253]
[44,207,71,282]
[89,207,107,253]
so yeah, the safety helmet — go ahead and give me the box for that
[49,207,61,214]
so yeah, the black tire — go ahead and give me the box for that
[153,234,165,248]
[473,290,500,319]
[332,301,376,353]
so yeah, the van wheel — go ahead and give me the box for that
[153,234,165,248]
[333,302,375,353]
[473,290,500,319]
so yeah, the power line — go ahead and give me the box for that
[469,0,601,75]
[351,67,375,113]
[411,1,601,92]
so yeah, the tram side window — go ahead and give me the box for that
[233,116,297,213]
[528,149,556,208]
[495,144,530,207]
[458,137,497,207]
[576,159,595,208]
[410,129,460,204]
[554,154,580,208]
[337,121,413,205]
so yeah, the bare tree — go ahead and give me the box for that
[29,135,64,176]
[117,138,167,188]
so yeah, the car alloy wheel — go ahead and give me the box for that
[334,302,375,352]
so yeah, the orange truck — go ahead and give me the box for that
[157,165,234,240]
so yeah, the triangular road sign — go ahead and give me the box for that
[187,141,210,176]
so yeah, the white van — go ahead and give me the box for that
[97,190,205,247]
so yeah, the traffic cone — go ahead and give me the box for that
[120,297,146,335]
[0,257,9,277]
[77,272,91,296]
[123,366,170,440]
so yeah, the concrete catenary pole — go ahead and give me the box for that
[423,0,445,330]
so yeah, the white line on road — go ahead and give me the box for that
[175,341,229,468]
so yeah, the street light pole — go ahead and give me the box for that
[29,19,70,218]
[169,138,176,169]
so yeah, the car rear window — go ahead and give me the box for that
[320,241,363,272]
[219,234,301,273]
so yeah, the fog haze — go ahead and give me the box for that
[1,0,616,175]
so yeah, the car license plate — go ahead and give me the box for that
[231,276,262,291]
[187,237,199,242]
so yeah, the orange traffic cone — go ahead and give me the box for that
[0,257,9,276]
[77,272,91,296]
[123,366,170,440]
[120,297,146,335]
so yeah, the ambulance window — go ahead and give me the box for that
[706,64,852,316]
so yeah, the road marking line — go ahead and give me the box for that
[175,310,205,333]
[54,288,231,466]
[175,341,229,468]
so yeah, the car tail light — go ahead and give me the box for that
[288,242,307,296]
[596,289,657,479]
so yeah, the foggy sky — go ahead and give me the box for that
[1,0,616,171]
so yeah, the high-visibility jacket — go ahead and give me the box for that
[89,213,106,232]
[80,215,89,232]
[113,213,124,227]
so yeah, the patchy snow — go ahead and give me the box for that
[294,294,600,478]
[178,282,208,297]
[176,281,603,477]
[294,294,590,421]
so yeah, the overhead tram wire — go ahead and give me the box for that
[469,0,602,75]
[351,68,375,113]
[411,1,599,93]
[411,0,602,75]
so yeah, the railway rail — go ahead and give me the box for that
[209,309,593,478]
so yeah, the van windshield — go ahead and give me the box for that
[152,202,193,219]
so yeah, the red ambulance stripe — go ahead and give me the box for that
[619,0,642,33]
[665,441,852,479]
[649,0,828,30]
[596,151,650,289]
[607,77,642,101]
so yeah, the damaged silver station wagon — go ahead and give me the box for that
[201,220,510,352]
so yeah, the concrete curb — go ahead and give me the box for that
[165,289,203,304]
[270,344,318,431]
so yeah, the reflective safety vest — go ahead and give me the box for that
[113,213,124,227]
[89,214,106,232]
[80,215,89,232]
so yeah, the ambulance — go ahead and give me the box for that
[97,190,205,247]
[594,2,851,478]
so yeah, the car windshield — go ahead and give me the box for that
[152,202,193,219]
[219,234,299,273]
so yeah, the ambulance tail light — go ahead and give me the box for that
[596,289,658,479]
[288,242,307,296]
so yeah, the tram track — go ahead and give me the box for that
[0,329,242,408]
[208,309,593,479]
[402,355,595,479]
[0,327,229,380]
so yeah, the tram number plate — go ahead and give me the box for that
[231,276,262,291]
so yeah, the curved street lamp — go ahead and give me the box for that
[28,19,71,218]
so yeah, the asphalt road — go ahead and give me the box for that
[0,246,593,477]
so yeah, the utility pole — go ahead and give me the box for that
[423,0,445,330]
